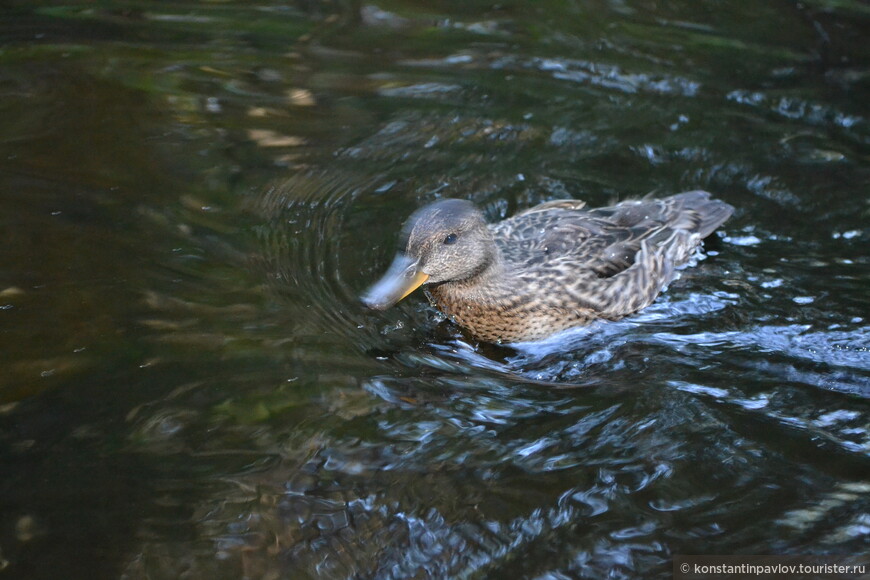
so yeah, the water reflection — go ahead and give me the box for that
[1,0,869,579]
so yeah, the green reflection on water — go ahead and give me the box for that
[1,0,868,578]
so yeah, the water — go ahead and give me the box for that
[1,1,868,578]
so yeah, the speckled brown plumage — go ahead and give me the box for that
[362,191,734,343]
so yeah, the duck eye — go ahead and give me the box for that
[443,233,458,245]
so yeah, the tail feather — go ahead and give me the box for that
[667,190,735,238]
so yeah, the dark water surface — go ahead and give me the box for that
[1,1,868,578]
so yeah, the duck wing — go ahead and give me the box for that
[493,191,733,278]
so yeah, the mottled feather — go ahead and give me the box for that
[362,190,734,343]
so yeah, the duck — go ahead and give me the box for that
[362,190,734,343]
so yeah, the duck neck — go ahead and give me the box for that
[439,242,505,296]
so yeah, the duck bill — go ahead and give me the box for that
[361,253,429,310]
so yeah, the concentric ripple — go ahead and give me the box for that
[251,170,376,340]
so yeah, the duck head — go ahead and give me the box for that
[361,199,497,310]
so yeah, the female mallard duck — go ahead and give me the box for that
[362,191,733,343]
